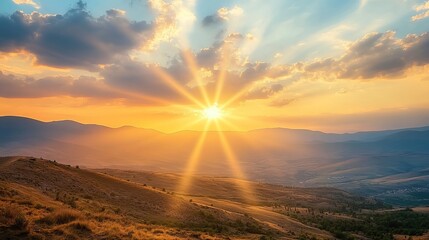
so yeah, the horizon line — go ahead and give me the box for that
[2,115,429,135]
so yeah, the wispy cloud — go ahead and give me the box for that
[304,31,429,79]
[412,0,429,21]
[0,71,115,99]
[202,6,243,27]
[12,0,39,9]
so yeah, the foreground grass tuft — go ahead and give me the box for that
[37,209,81,225]
[0,204,28,230]
[66,221,93,233]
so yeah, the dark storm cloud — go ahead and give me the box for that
[305,31,429,79]
[0,3,153,70]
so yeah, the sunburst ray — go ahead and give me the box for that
[174,120,211,195]
[214,121,257,204]
[181,49,212,105]
[152,67,205,108]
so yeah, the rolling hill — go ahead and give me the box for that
[2,156,429,240]
[0,156,285,239]
[0,157,429,239]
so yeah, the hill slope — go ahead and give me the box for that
[0,156,289,239]
[2,156,429,240]
[0,157,340,239]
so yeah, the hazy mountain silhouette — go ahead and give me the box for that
[1,116,429,205]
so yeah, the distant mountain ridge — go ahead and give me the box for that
[2,115,429,141]
[1,115,429,206]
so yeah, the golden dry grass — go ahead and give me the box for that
[0,157,284,239]
[37,209,81,225]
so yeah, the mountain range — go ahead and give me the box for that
[1,116,429,206]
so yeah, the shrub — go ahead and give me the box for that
[28,232,45,240]
[0,205,28,230]
[17,200,33,206]
[37,209,81,225]
[152,229,164,234]
[35,204,44,209]
[55,192,78,208]
[82,194,93,200]
[67,221,92,233]
[13,214,28,229]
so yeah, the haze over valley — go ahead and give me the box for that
[2,116,429,206]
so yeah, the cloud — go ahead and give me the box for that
[0,4,153,70]
[202,6,243,27]
[147,0,196,48]
[305,31,429,79]
[12,0,40,9]
[413,11,429,21]
[268,97,296,107]
[0,71,116,99]
[0,27,288,104]
[196,46,219,68]
[196,32,258,69]
[0,11,37,52]
[245,83,284,100]
[412,0,429,21]
[106,9,127,18]
[100,50,290,104]
[101,58,192,101]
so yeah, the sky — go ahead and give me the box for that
[0,0,429,133]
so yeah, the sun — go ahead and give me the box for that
[202,105,222,120]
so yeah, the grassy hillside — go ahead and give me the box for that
[0,157,283,239]
[98,169,386,212]
[99,168,429,240]
[1,156,429,239]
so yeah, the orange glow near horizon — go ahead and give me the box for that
[2,51,429,133]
